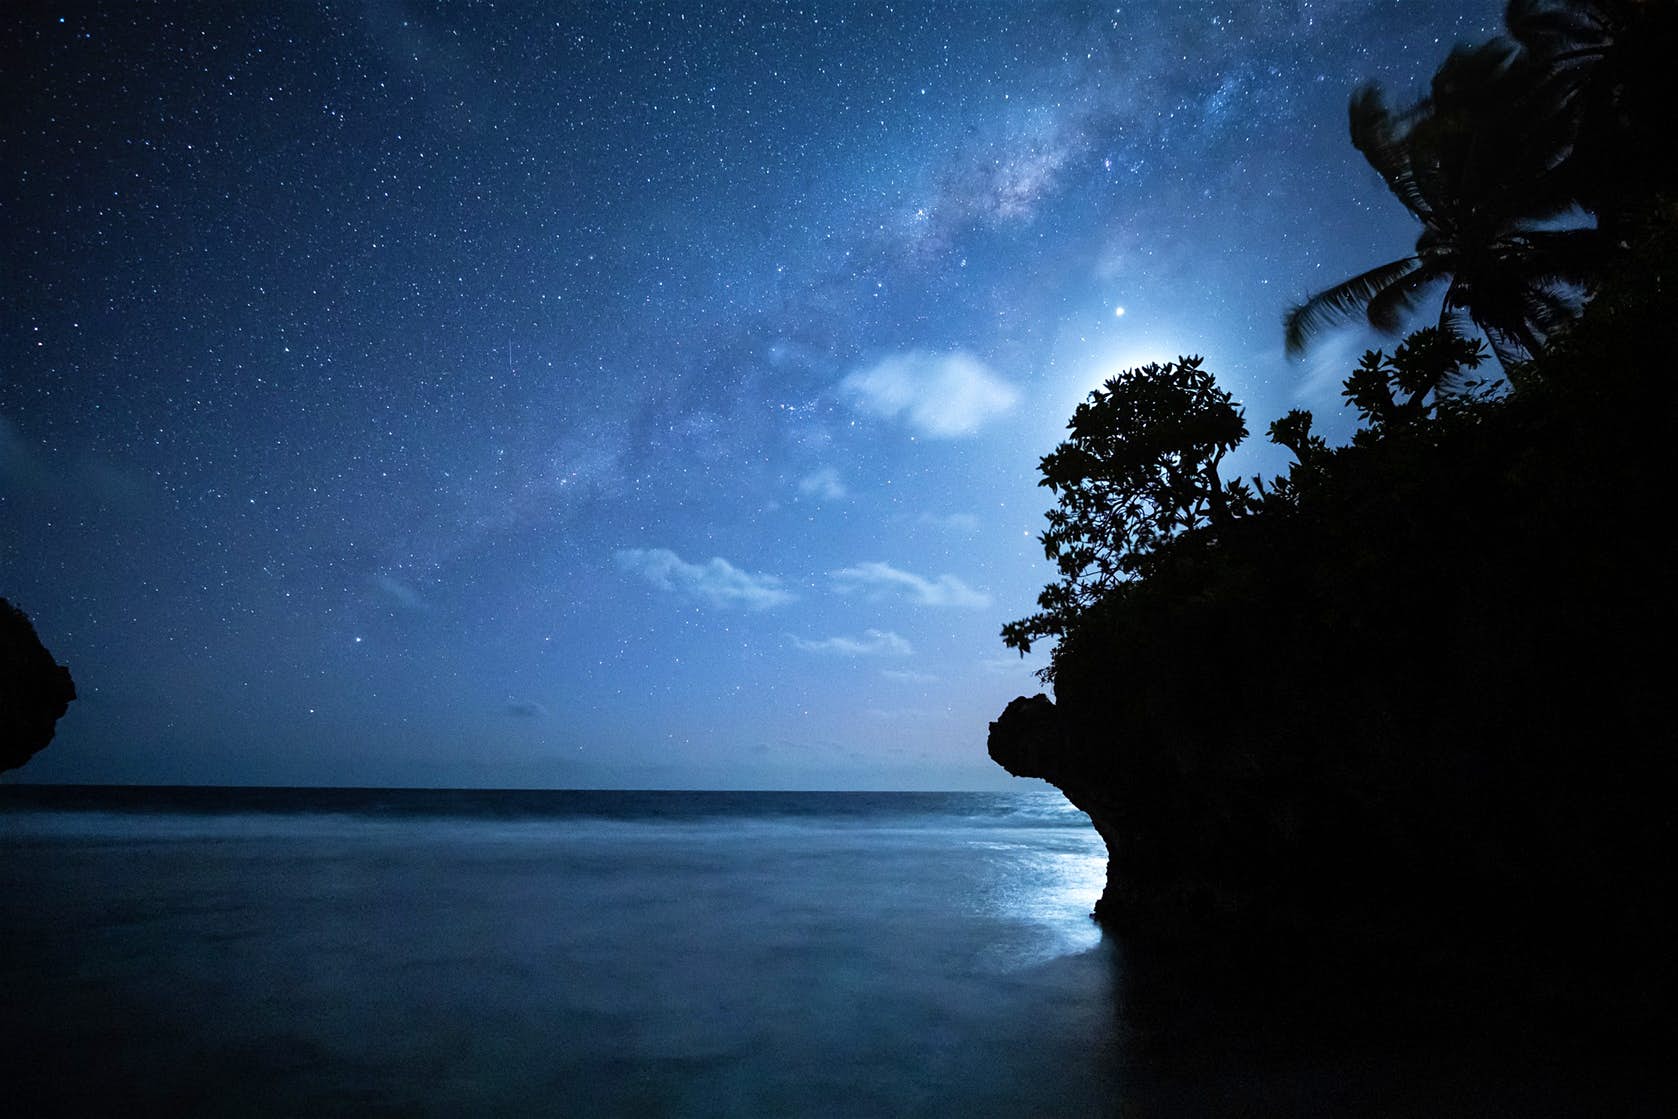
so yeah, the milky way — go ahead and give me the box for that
[2,2,1499,788]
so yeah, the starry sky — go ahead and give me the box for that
[3,1,1499,789]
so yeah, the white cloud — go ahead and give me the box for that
[881,668,939,683]
[918,511,981,534]
[616,548,794,610]
[796,466,847,501]
[840,350,1019,438]
[789,629,914,657]
[832,561,991,609]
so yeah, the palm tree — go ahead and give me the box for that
[1285,41,1600,367]
[1503,0,1678,235]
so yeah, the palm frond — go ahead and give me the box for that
[1519,226,1607,284]
[1505,0,1610,61]
[1429,40,1521,107]
[1498,180,1587,227]
[1348,85,1434,219]
[1365,268,1442,335]
[1520,284,1580,337]
[1439,308,1477,340]
[1284,257,1423,357]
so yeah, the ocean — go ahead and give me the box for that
[4,785,1657,1117]
[0,787,1121,1116]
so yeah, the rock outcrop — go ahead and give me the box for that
[989,694,1123,926]
[986,271,1677,1020]
[1,598,76,772]
[986,694,1063,783]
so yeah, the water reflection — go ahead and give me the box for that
[970,801,1668,1117]
[968,829,1107,969]
[12,788,1654,1115]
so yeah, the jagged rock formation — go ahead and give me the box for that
[1,598,76,772]
[989,694,1122,926]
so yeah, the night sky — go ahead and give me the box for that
[3,2,1498,789]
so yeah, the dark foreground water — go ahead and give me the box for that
[2,787,1118,1116]
[2,786,1665,1117]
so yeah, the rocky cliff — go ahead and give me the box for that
[985,282,1676,1018]
[988,694,1125,926]
[1,598,76,772]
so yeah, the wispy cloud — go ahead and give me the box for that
[505,700,548,718]
[1287,326,1382,409]
[372,573,426,611]
[918,511,981,534]
[840,351,1019,438]
[796,466,847,501]
[1,412,167,516]
[881,668,939,683]
[616,548,794,610]
[789,629,914,657]
[833,561,991,609]
[980,650,1049,677]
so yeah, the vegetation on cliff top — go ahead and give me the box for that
[1008,0,1676,673]
[998,0,1676,1016]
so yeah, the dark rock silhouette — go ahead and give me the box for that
[991,4,1677,1035]
[986,694,1063,780]
[993,241,1677,1030]
[1,598,76,772]
[989,694,1118,926]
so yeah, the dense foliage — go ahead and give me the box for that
[1001,357,1252,655]
[1282,0,1676,365]
[1006,327,1507,665]
[1023,236,1673,1016]
[1013,0,1677,679]
[999,0,1676,1016]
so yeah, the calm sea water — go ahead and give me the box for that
[0,787,1119,1117]
[4,786,1659,1117]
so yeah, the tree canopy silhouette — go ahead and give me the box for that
[1284,40,1599,366]
[1504,0,1678,234]
[992,0,1676,1040]
[1002,356,1252,656]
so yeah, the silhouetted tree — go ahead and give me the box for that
[1285,41,1599,366]
[1002,357,1252,654]
[1339,327,1492,433]
[991,2,1677,1037]
[1265,409,1327,466]
[1505,0,1678,234]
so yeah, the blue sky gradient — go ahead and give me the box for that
[2,1,1499,788]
